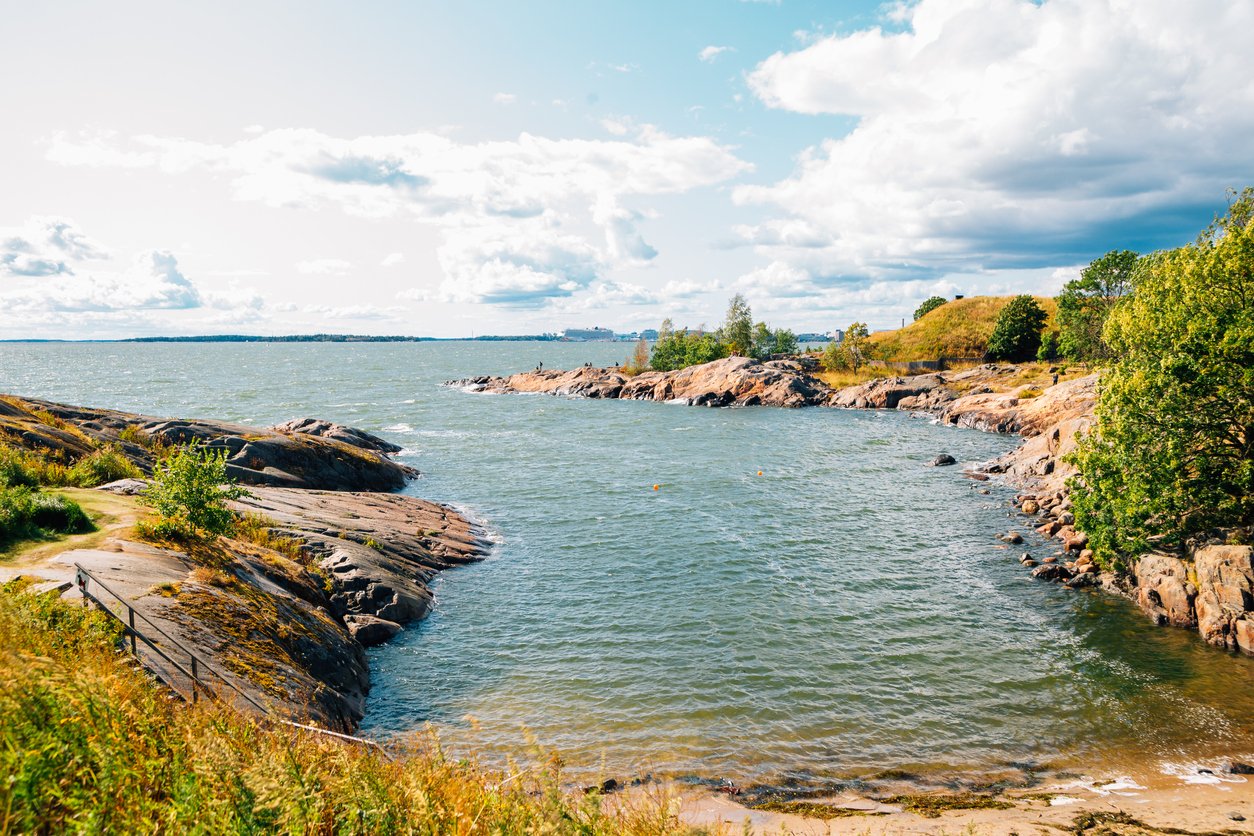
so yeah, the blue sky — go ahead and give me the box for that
[2,0,1252,338]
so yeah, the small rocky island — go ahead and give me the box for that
[0,395,490,729]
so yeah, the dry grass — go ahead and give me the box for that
[814,366,896,389]
[868,295,1059,362]
[0,580,713,835]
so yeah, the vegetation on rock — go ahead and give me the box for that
[0,486,93,550]
[1071,189,1254,566]
[140,441,251,539]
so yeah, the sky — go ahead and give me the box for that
[2,0,1252,339]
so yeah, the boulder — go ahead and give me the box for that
[1021,499,1039,515]
[1133,554,1197,628]
[1193,545,1254,651]
[931,454,957,466]
[1001,531,1024,544]
[1032,563,1073,582]
[344,614,403,647]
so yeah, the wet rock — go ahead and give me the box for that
[1226,762,1254,775]
[1021,499,1039,515]
[1001,531,1024,544]
[931,453,957,466]
[1037,521,1062,537]
[1042,556,1058,564]
[1032,563,1073,582]
[1065,573,1098,589]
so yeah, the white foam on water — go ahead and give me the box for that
[1161,761,1249,786]
[382,423,414,433]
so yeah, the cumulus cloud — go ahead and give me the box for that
[492,92,518,105]
[49,126,750,307]
[380,252,405,267]
[1,216,108,277]
[698,45,733,63]
[3,249,201,313]
[739,0,1254,283]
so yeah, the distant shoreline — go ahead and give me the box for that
[0,334,569,344]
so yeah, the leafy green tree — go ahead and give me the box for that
[750,322,774,360]
[650,326,729,371]
[720,294,753,356]
[843,322,871,373]
[914,296,947,321]
[1057,249,1139,361]
[821,339,848,371]
[141,441,251,538]
[773,328,799,356]
[986,295,1048,361]
[1036,330,1059,363]
[1070,190,1254,567]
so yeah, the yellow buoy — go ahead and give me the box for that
[757,470,763,476]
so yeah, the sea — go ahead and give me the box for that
[4,339,1253,788]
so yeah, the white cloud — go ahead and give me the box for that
[302,303,404,320]
[492,92,518,105]
[2,249,201,313]
[739,0,1254,284]
[1,216,108,277]
[698,45,733,63]
[380,252,405,267]
[50,126,750,307]
[296,258,352,275]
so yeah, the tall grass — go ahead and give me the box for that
[0,582,710,834]
[868,295,1059,362]
[0,443,140,489]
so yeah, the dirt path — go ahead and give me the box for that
[0,488,143,585]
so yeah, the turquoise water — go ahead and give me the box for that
[4,341,1254,785]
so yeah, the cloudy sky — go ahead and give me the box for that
[3,0,1252,339]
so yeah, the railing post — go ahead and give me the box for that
[191,657,198,704]
[128,607,137,655]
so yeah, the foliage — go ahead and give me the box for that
[1057,249,1139,362]
[0,486,93,549]
[141,441,251,538]
[1070,189,1254,566]
[621,337,651,375]
[67,444,142,486]
[1036,330,1059,363]
[0,582,700,835]
[650,320,728,372]
[844,322,871,372]
[913,295,948,321]
[868,295,1058,362]
[748,322,799,360]
[986,295,1048,361]
[821,339,849,371]
[720,293,753,356]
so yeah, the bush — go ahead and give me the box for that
[650,321,729,372]
[1057,249,1138,362]
[914,295,948,321]
[621,337,651,375]
[987,295,1048,361]
[1070,189,1254,566]
[67,444,142,487]
[141,442,250,538]
[1036,331,1059,362]
[0,486,93,549]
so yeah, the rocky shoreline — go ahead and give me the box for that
[0,394,491,729]
[456,357,1254,658]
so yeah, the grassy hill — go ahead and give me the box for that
[868,295,1058,362]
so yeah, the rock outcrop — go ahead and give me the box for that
[0,395,415,491]
[452,356,831,408]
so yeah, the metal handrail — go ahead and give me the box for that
[73,562,390,757]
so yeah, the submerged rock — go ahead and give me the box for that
[930,453,957,466]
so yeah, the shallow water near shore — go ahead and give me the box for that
[4,340,1254,787]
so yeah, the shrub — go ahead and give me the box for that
[621,337,651,375]
[914,295,948,321]
[1057,249,1139,362]
[650,321,729,372]
[0,486,93,549]
[1036,330,1060,362]
[141,441,251,538]
[1070,189,1254,566]
[987,295,1048,361]
[67,444,142,487]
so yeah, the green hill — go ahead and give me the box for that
[869,295,1058,362]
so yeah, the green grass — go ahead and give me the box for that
[0,581,711,835]
[0,442,141,489]
[869,295,1059,362]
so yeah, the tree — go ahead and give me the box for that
[1057,249,1139,361]
[141,441,251,538]
[843,322,870,373]
[721,294,753,356]
[1069,189,1254,567]
[914,296,948,321]
[750,321,774,360]
[986,295,1048,361]
[773,328,799,356]
[649,325,729,372]
[1036,331,1059,363]
[622,338,650,375]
